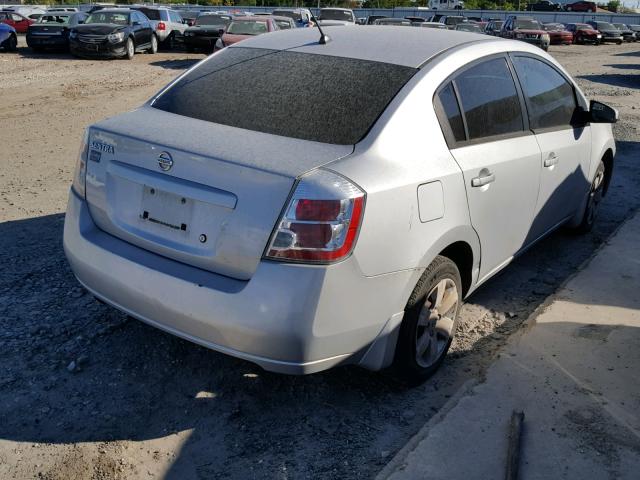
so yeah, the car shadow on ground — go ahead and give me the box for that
[149,58,202,70]
[578,73,640,89]
[14,45,77,61]
[0,141,639,478]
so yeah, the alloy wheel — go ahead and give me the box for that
[586,166,605,225]
[415,278,459,368]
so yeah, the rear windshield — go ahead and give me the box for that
[151,47,417,145]
[515,19,542,29]
[226,20,268,35]
[136,8,161,21]
[319,9,353,22]
[596,22,615,29]
[196,14,231,26]
[38,14,70,24]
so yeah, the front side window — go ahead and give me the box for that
[453,57,524,141]
[512,56,576,130]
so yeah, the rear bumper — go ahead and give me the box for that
[183,35,218,49]
[26,35,67,48]
[63,189,415,374]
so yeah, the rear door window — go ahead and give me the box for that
[434,83,466,144]
[452,57,524,141]
[511,56,577,130]
[151,47,417,145]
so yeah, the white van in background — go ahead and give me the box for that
[429,0,464,9]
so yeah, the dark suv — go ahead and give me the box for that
[501,16,550,51]
[587,21,623,44]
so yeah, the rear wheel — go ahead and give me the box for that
[6,35,18,52]
[125,37,134,59]
[393,256,462,384]
[147,34,157,54]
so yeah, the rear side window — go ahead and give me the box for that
[435,83,465,143]
[138,8,161,21]
[453,57,524,141]
[512,56,577,130]
[152,47,417,145]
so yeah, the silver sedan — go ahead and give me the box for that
[64,26,617,383]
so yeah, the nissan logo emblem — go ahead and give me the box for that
[158,152,173,172]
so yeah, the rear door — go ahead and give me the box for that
[511,54,591,241]
[434,55,541,281]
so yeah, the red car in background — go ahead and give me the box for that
[215,16,278,50]
[565,1,597,12]
[564,23,602,44]
[0,11,34,33]
[542,22,573,44]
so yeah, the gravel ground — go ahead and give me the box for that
[1,39,639,480]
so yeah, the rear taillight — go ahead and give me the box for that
[157,22,166,31]
[72,129,89,198]
[265,169,365,263]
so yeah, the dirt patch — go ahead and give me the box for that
[1,40,640,479]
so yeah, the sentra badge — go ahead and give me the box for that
[90,141,115,155]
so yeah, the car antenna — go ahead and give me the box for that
[309,11,330,44]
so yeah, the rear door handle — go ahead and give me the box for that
[471,170,495,187]
[544,153,559,167]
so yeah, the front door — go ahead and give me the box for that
[511,55,592,243]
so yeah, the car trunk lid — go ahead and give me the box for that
[85,107,353,280]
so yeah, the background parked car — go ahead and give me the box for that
[0,11,34,33]
[0,22,16,52]
[363,15,386,25]
[484,19,504,35]
[177,10,199,27]
[456,23,483,33]
[27,12,88,52]
[564,1,596,12]
[501,16,550,51]
[130,6,186,49]
[629,24,640,39]
[215,16,278,50]
[612,23,636,42]
[438,15,468,30]
[405,16,426,25]
[70,9,157,60]
[564,23,602,44]
[270,15,295,30]
[420,22,447,29]
[587,21,623,44]
[374,18,412,26]
[317,8,356,26]
[271,8,312,28]
[184,13,232,53]
[542,22,573,45]
[527,0,561,10]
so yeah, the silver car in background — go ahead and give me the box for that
[129,6,186,48]
[64,27,616,383]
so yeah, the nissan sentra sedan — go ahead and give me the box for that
[64,27,617,383]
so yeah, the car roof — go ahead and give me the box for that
[233,26,493,68]
[92,8,132,13]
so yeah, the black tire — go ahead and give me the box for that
[147,34,157,54]
[162,32,175,50]
[125,37,135,60]
[617,40,622,45]
[4,34,17,52]
[574,160,606,233]
[393,255,462,385]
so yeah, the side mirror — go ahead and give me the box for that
[218,28,224,35]
[590,100,618,123]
